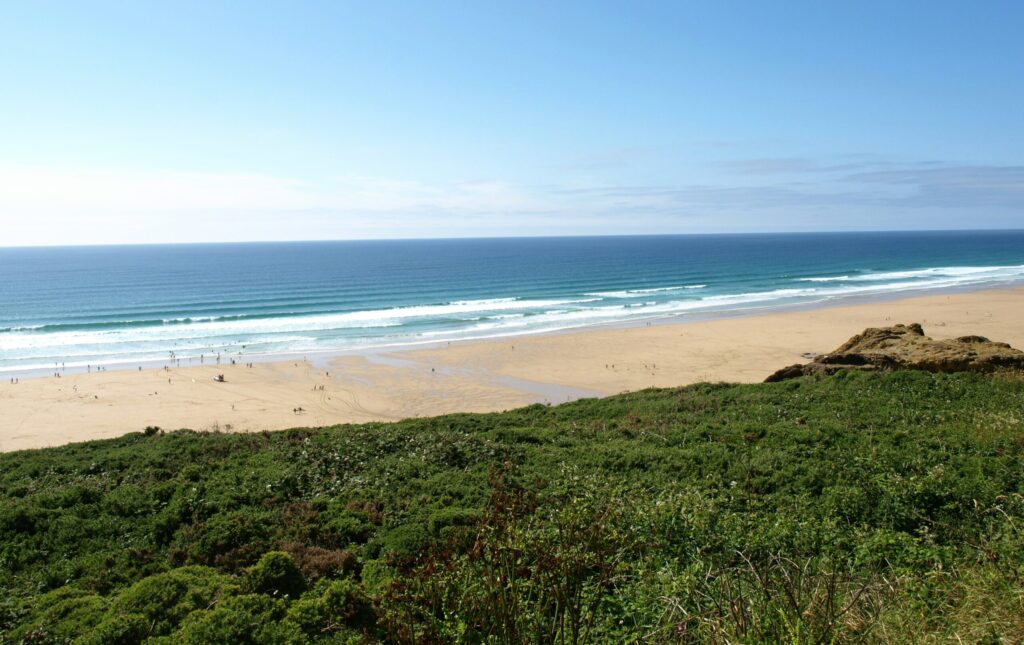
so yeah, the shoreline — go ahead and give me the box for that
[2,286,1022,453]
[4,279,1022,382]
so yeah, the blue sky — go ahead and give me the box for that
[1,1,1021,245]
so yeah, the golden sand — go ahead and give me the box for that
[2,287,1021,452]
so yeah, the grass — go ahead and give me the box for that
[0,369,1022,642]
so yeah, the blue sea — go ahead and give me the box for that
[2,231,1023,376]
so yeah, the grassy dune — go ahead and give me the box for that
[1,370,1022,643]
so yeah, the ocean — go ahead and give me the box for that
[2,231,1023,376]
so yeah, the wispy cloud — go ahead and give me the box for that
[722,157,826,174]
[547,146,660,170]
[717,157,1024,209]
[0,157,1020,245]
[0,167,547,216]
[845,165,1024,207]
[721,156,944,175]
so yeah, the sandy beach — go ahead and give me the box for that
[2,287,1021,453]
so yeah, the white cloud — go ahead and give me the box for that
[0,166,549,215]
[0,166,561,245]
[0,166,320,212]
[0,159,1020,246]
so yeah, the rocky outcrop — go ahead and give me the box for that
[765,323,1024,382]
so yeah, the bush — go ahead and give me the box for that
[173,594,303,644]
[280,577,378,637]
[77,612,149,644]
[427,507,479,538]
[181,509,275,569]
[1,372,1023,642]
[321,509,375,547]
[321,578,376,630]
[359,559,396,597]
[6,587,105,642]
[276,541,359,581]
[109,565,236,636]
[244,551,306,598]
[0,501,46,537]
[376,523,431,561]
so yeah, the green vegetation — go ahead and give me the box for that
[1,370,1022,642]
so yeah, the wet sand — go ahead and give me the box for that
[2,287,1021,452]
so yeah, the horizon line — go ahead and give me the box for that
[2,226,1023,250]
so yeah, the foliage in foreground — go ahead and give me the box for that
[0,369,1022,643]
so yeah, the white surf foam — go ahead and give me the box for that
[4,265,1023,373]
[800,265,1024,284]
[586,284,706,298]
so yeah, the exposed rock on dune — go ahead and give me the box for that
[765,323,1024,382]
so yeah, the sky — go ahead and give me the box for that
[0,1,1022,246]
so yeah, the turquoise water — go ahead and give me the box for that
[2,231,1023,375]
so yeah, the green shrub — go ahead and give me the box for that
[181,509,275,568]
[427,507,479,538]
[7,587,105,643]
[77,612,149,644]
[321,578,375,630]
[173,594,303,644]
[0,501,46,536]
[375,523,431,560]
[102,485,151,518]
[321,509,375,547]
[359,559,396,597]
[283,594,326,637]
[244,551,306,598]
[1,372,1023,642]
[109,565,236,636]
